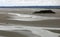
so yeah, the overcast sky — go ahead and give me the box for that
[0,0,60,6]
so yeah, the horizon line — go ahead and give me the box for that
[0,6,60,9]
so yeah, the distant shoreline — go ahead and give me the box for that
[0,6,60,9]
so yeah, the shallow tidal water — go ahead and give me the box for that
[0,8,60,37]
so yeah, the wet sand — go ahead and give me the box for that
[0,8,60,27]
[7,19,60,28]
[0,30,27,37]
[0,8,60,37]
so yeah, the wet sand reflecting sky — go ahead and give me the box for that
[0,30,27,37]
[0,8,60,27]
[0,8,60,37]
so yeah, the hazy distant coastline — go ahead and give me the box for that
[0,6,60,9]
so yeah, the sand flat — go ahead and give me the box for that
[0,8,60,27]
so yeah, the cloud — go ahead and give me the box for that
[0,0,60,6]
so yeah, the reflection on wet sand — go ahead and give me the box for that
[48,30,60,34]
[0,12,60,28]
[0,30,27,37]
[7,19,60,28]
[0,14,7,24]
[0,8,60,37]
[0,8,60,27]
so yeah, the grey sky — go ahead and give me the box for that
[0,0,60,6]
